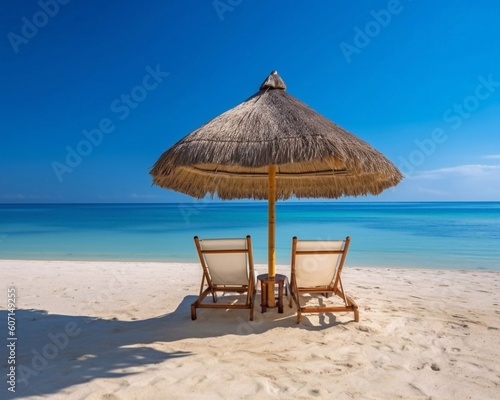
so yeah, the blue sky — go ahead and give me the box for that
[1,0,499,203]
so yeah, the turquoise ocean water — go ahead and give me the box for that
[0,202,498,270]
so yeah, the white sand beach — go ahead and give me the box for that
[1,260,499,399]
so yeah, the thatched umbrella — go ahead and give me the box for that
[151,71,402,306]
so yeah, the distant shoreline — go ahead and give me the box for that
[0,258,497,272]
[1,202,499,270]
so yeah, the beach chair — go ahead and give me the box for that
[191,236,256,321]
[289,236,359,324]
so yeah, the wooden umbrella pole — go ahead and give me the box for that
[267,165,276,307]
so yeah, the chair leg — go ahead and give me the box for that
[345,294,359,322]
[249,286,256,321]
[289,282,297,308]
[191,304,197,321]
[350,299,360,322]
[294,291,302,324]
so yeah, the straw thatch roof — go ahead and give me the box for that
[150,71,402,200]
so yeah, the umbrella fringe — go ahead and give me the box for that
[152,167,401,200]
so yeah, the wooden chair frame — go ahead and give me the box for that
[289,236,359,324]
[191,235,256,321]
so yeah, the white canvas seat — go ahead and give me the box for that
[289,236,359,323]
[191,236,256,321]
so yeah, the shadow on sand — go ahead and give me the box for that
[0,294,348,399]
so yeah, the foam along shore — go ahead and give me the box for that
[1,260,499,399]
